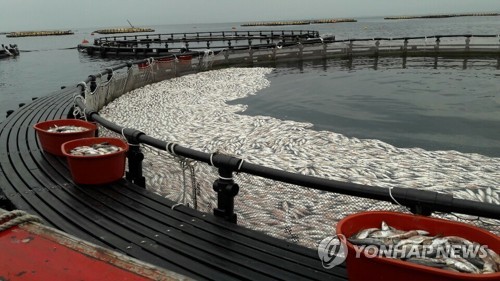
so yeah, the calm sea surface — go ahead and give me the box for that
[1,16,499,156]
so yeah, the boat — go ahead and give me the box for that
[0,44,19,59]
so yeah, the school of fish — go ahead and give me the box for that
[95,67,500,249]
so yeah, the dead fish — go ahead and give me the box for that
[352,227,379,239]
[348,237,389,247]
[70,142,122,156]
[406,257,447,268]
[47,125,88,133]
[445,257,480,273]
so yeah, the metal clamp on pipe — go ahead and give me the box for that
[213,168,239,223]
[390,187,453,216]
[122,128,146,188]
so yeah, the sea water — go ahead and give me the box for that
[1,16,499,156]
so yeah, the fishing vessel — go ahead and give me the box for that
[0,44,19,58]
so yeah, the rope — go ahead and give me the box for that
[172,157,190,209]
[388,186,404,208]
[0,210,43,232]
[72,93,88,121]
[121,128,140,147]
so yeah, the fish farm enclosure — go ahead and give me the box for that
[1,30,500,279]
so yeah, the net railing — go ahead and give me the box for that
[76,34,500,250]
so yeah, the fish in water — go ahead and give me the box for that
[349,221,500,274]
[70,142,122,156]
[47,125,88,133]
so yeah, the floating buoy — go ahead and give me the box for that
[81,38,89,44]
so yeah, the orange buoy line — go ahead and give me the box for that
[6,30,74,37]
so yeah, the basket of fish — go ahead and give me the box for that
[336,211,500,281]
[33,119,97,156]
[61,137,128,185]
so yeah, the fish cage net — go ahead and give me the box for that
[97,127,500,250]
[84,55,218,112]
[87,42,500,251]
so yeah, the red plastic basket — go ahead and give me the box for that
[336,211,500,281]
[33,119,97,157]
[61,137,128,185]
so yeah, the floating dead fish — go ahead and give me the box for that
[93,67,500,250]
[70,142,122,156]
[47,125,88,133]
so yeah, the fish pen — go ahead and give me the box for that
[75,34,500,247]
[77,30,327,57]
[78,32,500,62]
[1,33,499,279]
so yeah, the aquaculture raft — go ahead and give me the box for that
[0,87,347,280]
[385,12,500,20]
[241,18,357,26]
[77,30,326,57]
[93,27,155,34]
[6,30,74,37]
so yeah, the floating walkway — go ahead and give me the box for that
[241,18,356,26]
[0,87,347,280]
[6,30,74,37]
[385,12,500,20]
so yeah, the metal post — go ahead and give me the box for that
[124,129,146,188]
[435,37,440,51]
[89,75,97,92]
[465,36,471,51]
[374,40,380,56]
[212,168,239,223]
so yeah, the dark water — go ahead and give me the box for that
[230,57,500,157]
[1,16,500,156]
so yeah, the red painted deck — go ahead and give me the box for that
[0,225,189,281]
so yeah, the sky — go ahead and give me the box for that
[0,0,499,31]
